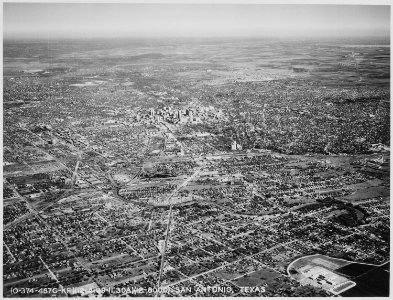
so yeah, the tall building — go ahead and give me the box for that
[231,140,237,150]
[262,104,267,145]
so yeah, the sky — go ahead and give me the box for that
[3,3,391,39]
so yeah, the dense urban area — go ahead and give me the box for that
[3,37,390,297]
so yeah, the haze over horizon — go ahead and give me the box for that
[4,4,391,40]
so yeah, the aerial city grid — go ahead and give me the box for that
[2,3,390,298]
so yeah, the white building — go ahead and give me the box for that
[231,140,237,150]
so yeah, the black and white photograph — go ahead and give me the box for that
[2,1,390,298]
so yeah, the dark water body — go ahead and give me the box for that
[338,262,389,297]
